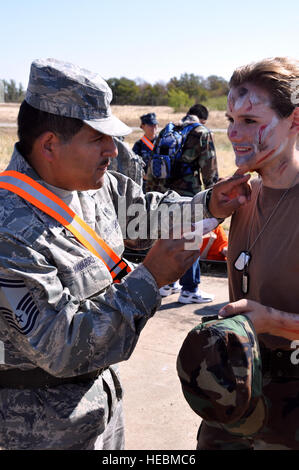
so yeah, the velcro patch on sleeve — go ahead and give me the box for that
[0,278,39,335]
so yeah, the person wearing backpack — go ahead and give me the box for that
[148,104,219,303]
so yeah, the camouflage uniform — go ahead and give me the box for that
[146,117,218,197]
[0,144,210,450]
[0,58,212,450]
[109,137,145,187]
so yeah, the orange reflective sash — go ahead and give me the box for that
[0,171,131,283]
[141,136,154,151]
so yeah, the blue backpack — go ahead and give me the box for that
[149,121,200,179]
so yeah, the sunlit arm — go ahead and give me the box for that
[219,298,299,343]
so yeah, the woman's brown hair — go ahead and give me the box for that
[229,57,299,118]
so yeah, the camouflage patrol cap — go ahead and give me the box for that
[177,314,267,437]
[25,58,131,137]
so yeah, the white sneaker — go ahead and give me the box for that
[178,289,215,304]
[159,282,180,297]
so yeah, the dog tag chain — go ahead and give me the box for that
[234,175,299,296]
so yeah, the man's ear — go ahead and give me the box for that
[290,107,299,133]
[36,132,61,161]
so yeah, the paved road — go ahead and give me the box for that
[119,272,229,450]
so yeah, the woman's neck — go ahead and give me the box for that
[258,146,299,189]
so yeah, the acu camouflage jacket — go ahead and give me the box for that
[0,145,209,377]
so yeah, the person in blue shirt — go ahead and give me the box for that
[132,113,159,191]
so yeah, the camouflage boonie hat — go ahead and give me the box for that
[25,58,131,137]
[177,314,267,437]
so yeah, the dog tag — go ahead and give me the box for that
[242,273,249,294]
[234,251,251,271]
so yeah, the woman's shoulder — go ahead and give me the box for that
[249,175,262,196]
[250,175,262,187]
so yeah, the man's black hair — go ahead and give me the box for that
[17,100,84,157]
[187,104,209,121]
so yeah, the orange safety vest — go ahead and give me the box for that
[140,135,154,151]
[0,171,131,283]
[200,226,228,261]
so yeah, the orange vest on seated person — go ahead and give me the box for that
[200,225,228,261]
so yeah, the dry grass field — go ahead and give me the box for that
[0,103,236,232]
[0,127,16,169]
[0,103,236,177]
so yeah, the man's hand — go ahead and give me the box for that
[219,298,299,341]
[143,237,200,288]
[209,173,251,219]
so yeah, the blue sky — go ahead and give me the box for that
[0,0,298,88]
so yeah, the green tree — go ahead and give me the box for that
[0,80,4,102]
[107,77,139,104]
[3,79,25,102]
[105,72,229,107]
[203,75,229,97]
[144,82,168,106]
[168,73,208,102]
[167,88,193,112]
